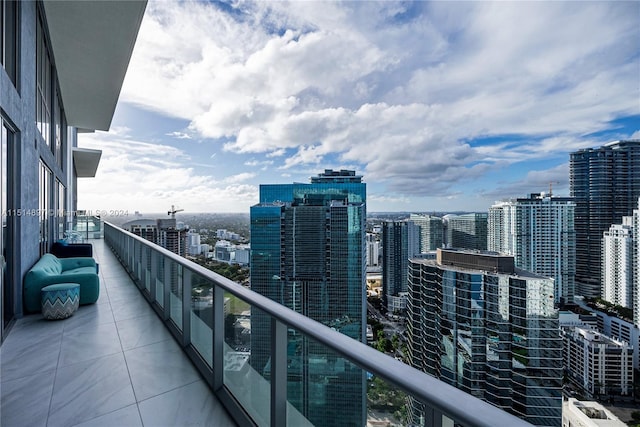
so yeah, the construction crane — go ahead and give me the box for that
[548,181,560,197]
[168,205,184,219]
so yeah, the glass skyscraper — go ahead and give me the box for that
[409,213,444,251]
[444,212,488,250]
[570,140,640,299]
[250,169,366,427]
[382,220,419,313]
[407,249,562,427]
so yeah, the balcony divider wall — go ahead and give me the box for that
[104,221,533,427]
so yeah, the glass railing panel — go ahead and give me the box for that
[102,223,532,427]
[284,327,365,427]
[367,374,411,426]
[144,245,151,292]
[223,293,270,426]
[68,214,103,240]
[409,398,458,427]
[168,260,183,331]
[132,240,141,281]
[190,269,213,367]
[137,241,145,283]
[155,252,165,308]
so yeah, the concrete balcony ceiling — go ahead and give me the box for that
[73,147,102,177]
[43,1,147,132]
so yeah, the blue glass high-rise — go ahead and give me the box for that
[407,250,563,426]
[570,140,640,299]
[251,170,366,427]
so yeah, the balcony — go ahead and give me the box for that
[1,223,532,427]
[0,237,235,427]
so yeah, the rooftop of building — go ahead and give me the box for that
[437,248,514,274]
[411,248,549,280]
[603,139,640,147]
[572,139,640,152]
[444,212,488,219]
[122,218,158,228]
[563,398,627,427]
[572,327,631,347]
[492,192,575,204]
[306,169,364,184]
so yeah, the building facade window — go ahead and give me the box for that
[56,179,65,239]
[39,160,51,256]
[54,93,64,168]
[1,119,14,338]
[36,13,52,147]
[1,0,18,87]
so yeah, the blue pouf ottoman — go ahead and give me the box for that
[41,283,80,320]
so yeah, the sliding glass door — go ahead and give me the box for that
[1,122,9,339]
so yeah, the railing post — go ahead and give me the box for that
[271,318,287,427]
[213,285,224,390]
[182,267,192,347]
[423,405,443,427]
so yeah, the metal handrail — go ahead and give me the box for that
[104,221,532,427]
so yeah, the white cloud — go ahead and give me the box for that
[166,131,192,139]
[244,159,274,167]
[113,0,639,207]
[222,172,257,184]
[76,131,257,213]
[480,164,570,201]
[367,193,411,206]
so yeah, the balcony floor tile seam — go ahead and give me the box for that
[102,264,197,402]
[45,352,137,427]
[102,274,135,284]
[46,337,65,427]
[44,344,126,371]
[66,403,143,427]
[115,320,173,352]
[84,240,235,425]
[117,327,143,406]
[133,378,203,405]
[0,367,56,427]
[105,289,145,305]
[0,329,65,388]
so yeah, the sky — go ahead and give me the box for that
[77,0,640,215]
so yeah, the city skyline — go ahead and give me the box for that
[77,1,640,214]
[6,1,636,425]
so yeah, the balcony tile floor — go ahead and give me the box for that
[1,239,236,427]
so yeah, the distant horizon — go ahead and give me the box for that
[95,209,491,223]
[99,210,488,214]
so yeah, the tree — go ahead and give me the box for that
[377,337,393,353]
[391,333,400,350]
[224,313,237,344]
